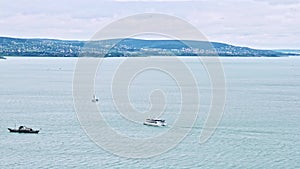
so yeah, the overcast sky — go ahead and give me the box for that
[0,0,299,49]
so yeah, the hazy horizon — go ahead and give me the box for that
[1,0,300,49]
[1,35,300,51]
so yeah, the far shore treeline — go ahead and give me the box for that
[0,37,298,57]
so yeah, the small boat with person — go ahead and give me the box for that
[143,118,167,127]
[8,126,39,134]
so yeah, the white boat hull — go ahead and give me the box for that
[143,121,166,127]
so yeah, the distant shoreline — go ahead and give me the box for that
[1,36,299,57]
[2,55,294,59]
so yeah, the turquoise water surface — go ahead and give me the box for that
[0,57,299,168]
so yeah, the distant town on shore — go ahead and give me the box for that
[0,37,299,57]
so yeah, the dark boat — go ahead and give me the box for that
[8,126,39,134]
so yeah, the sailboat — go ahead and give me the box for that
[92,95,99,102]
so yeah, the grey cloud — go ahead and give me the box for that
[0,0,299,48]
[253,0,300,5]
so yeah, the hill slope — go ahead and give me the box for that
[0,37,292,57]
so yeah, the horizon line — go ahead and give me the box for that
[1,35,299,51]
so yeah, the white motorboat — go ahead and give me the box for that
[143,118,167,127]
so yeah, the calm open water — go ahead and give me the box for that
[0,57,299,168]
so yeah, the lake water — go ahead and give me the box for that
[0,57,299,168]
